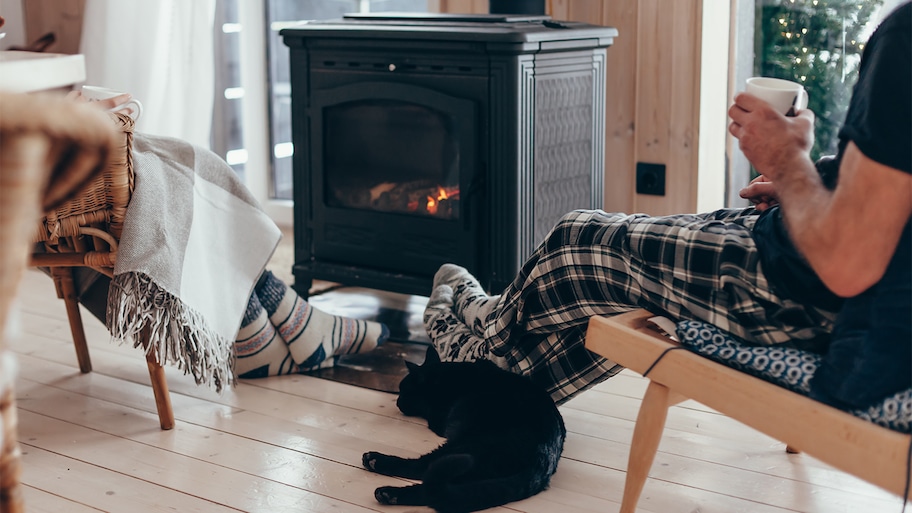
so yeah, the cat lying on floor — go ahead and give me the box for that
[362,346,565,512]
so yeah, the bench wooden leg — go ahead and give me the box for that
[51,267,92,373]
[621,381,685,513]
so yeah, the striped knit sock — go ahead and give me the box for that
[256,271,390,370]
[432,263,500,338]
[235,292,301,378]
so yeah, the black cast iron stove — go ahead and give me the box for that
[281,13,617,298]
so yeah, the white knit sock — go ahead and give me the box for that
[432,264,500,337]
[423,284,493,363]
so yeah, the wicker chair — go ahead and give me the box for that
[1,91,127,513]
[0,383,22,513]
[27,104,175,431]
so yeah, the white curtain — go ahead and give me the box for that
[80,0,216,149]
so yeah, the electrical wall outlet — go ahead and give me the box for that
[636,162,666,196]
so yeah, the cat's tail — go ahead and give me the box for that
[423,455,550,513]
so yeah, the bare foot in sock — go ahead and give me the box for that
[281,297,390,369]
[423,284,499,363]
[257,271,389,370]
[432,264,500,337]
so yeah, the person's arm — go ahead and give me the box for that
[785,142,911,297]
[729,94,912,297]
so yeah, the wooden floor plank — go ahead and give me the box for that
[17,407,389,513]
[16,334,894,507]
[12,352,598,513]
[15,341,890,513]
[19,443,242,512]
[562,403,897,497]
[20,485,104,513]
[7,269,906,513]
[15,377,423,508]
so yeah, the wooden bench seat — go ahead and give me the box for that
[584,309,911,513]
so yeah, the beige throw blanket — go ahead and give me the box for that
[106,134,282,391]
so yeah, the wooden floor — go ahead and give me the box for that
[7,269,906,513]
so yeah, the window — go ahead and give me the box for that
[727,0,891,204]
[265,0,428,201]
[211,0,426,226]
[213,0,247,182]
[753,0,885,161]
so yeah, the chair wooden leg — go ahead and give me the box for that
[51,267,92,373]
[620,381,685,513]
[142,328,174,430]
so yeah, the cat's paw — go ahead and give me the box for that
[362,451,383,472]
[374,486,399,505]
[363,451,418,478]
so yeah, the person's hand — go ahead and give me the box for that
[65,90,135,117]
[739,174,779,211]
[728,92,816,182]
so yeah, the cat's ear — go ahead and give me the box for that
[424,346,441,366]
[405,360,419,372]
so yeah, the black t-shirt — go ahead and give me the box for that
[753,2,912,410]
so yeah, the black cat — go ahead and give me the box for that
[362,346,566,512]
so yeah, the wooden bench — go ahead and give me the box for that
[584,309,911,513]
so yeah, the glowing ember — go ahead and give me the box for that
[333,180,460,219]
[426,186,455,215]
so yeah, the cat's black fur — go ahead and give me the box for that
[362,346,566,513]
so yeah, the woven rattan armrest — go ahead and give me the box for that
[43,111,134,239]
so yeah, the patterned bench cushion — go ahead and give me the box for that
[676,320,912,434]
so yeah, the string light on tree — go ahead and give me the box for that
[755,0,883,160]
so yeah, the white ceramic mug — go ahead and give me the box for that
[81,85,143,121]
[745,77,808,116]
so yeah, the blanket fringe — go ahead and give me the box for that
[106,272,237,392]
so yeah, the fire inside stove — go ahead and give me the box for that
[322,100,464,220]
[331,180,460,220]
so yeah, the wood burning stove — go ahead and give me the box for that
[281,13,617,298]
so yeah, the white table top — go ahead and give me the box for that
[0,51,85,93]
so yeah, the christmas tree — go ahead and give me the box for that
[754,0,883,160]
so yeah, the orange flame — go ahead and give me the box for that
[426,186,454,215]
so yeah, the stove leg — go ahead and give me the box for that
[292,270,313,300]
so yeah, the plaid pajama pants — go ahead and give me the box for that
[480,209,839,404]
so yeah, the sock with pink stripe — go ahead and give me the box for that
[235,292,302,378]
[256,271,389,370]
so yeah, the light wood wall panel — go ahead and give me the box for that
[598,0,639,214]
[433,0,704,215]
[22,0,86,54]
[554,0,703,215]
[430,0,489,13]
[634,0,701,215]
[550,0,602,21]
